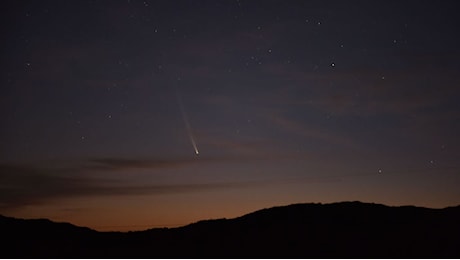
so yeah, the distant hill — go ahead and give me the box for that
[2,201,460,258]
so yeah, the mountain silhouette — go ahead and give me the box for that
[2,201,460,258]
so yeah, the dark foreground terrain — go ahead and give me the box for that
[1,201,460,258]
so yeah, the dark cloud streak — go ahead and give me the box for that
[0,159,251,210]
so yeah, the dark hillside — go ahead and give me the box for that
[2,202,460,258]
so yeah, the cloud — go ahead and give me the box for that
[2,151,357,210]
[84,155,265,171]
[86,157,200,171]
[265,113,356,148]
[0,158,252,210]
[0,163,97,210]
[247,58,459,120]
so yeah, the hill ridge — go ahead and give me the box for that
[2,201,460,258]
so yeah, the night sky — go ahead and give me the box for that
[1,0,460,231]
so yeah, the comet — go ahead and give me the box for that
[175,87,199,155]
